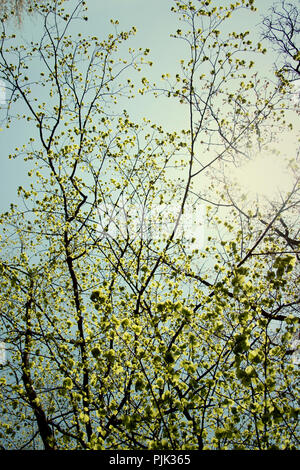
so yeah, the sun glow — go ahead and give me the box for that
[230,152,295,200]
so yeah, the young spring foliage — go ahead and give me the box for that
[0,0,299,450]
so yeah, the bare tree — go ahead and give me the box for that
[261,0,300,82]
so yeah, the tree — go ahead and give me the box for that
[0,0,299,450]
[261,0,300,82]
[0,0,41,25]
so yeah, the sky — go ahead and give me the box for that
[0,0,299,445]
[0,0,181,209]
[0,0,299,213]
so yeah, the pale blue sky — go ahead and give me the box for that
[0,0,293,211]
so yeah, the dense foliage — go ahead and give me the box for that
[0,0,299,450]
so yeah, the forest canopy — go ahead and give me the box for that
[0,0,299,450]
